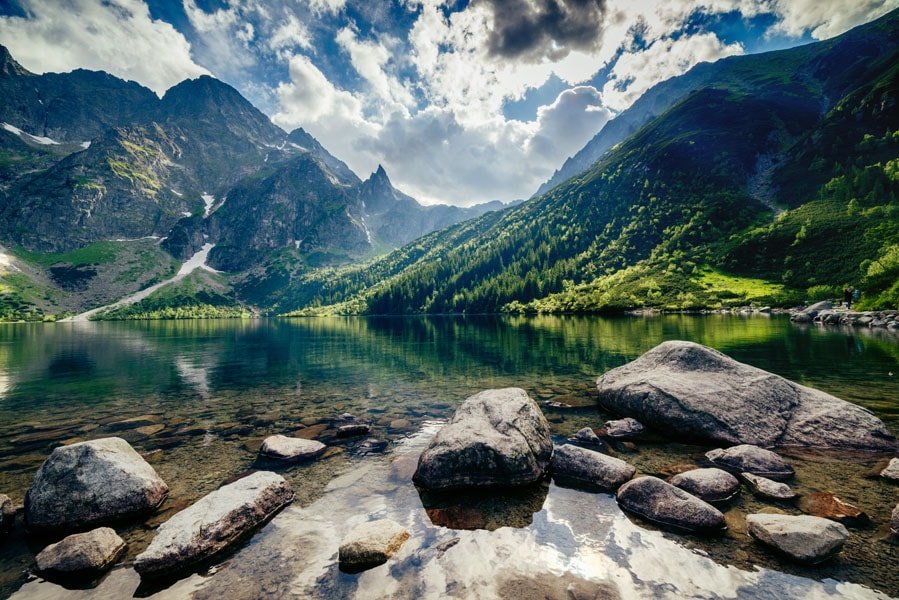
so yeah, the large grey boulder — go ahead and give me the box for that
[134,471,293,577]
[551,444,635,490]
[705,445,794,481]
[259,435,326,461]
[597,341,896,452]
[669,468,740,503]
[746,514,848,564]
[25,437,168,532]
[740,473,796,500]
[338,519,410,572]
[34,527,125,579]
[413,388,553,490]
[0,494,13,534]
[615,476,726,533]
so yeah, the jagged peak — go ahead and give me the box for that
[367,164,391,185]
[0,44,32,77]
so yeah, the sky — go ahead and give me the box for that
[0,0,896,206]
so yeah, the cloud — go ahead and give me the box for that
[334,27,416,114]
[478,0,608,61]
[268,14,313,59]
[0,0,208,95]
[767,0,899,39]
[530,86,612,160]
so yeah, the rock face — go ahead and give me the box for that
[34,527,125,579]
[705,445,795,481]
[615,476,726,533]
[741,473,796,500]
[0,494,13,534]
[338,519,410,572]
[134,471,293,577]
[413,388,553,490]
[798,492,869,525]
[604,418,644,439]
[669,468,740,503]
[746,513,849,563]
[25,437,168,532]
[595,341,896,452]
[259,435,326,461]
[551,444,635,490]
[880,457,899,481]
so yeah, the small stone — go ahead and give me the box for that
[389,419,411,430]
[746,513,848,564]
[339,519,410,572]
[616,476,726,533]
[669,468,740,503]
[337,424,371,438]
[105,415,162,432]
[568,427,605,447]
[551,444,635,490]
[294,424,328,440]
[880,457,899,481]
[357,438,389,454]
[135,424,165,437]
[604,417,644,439]
[798,492,869,526]
[705,445,794,481]
[741,473,796,500]
[0,494,14,534]
[339,413,356,421]
[34,527,126,579]
[259,435,326,461]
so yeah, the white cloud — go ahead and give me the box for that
[0,0,208,95]
[767,0,899,39]
[334,27,416,114]
[268,14,313,59]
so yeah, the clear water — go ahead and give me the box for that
[0,315,897,599]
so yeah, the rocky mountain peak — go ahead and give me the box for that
[0,44,32,77]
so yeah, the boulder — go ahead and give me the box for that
[604,417,644,439]
[705,445,794,480]
[551,444,635,490]
[259,435,326,461]
[0,494,13,534]
[880,457,899,481]
[34,527,125,579]
[25,437,168,532]
[669,468,740,503]
[569,427,606,449]
[798,492,869,525]
[801,301,833,318]
[740,473,796,500]
[413,388,552,490]
[746,514,848,564]
[615,476,726,533]
[134,471,293,577]
[336,424,371,438]
[595,341,896,452]
[338,519,410,572]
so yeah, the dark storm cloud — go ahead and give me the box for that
[479,0,607,61]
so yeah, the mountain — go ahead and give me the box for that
[283,9,899,316]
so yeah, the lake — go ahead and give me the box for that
[0,315,897,599]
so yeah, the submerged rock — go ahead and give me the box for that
[0,494,13,534]
[25,437,168,532]
[413,388,552,490]
[741,473,797,500]
[595,341,896,452]
[880,457,899,481]
[134,471,293,577]
[604,417,644,439]
[669,468,740,503]
[336,423,371,438]
[798,492,869,526]
[568,427,608,451]
[338,519,410,572]
[259,435,326,461]
[615,476,726,533]
[34,527,125,579]
[705,445,794,481]
[551,444,635,490]
[746,513,848,564]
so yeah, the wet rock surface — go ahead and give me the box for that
[259,435,326,461]
[34,527,125,579]
[338,519,410,572]
[0,494,13,534]
[798,492,869,526]
[568,427,608,451]
[134,471,293,577]
[740,473,796,500]
[551,444,635,491]
[615,476,726,533]
[25,437,168,532]
[705,445,795,481]
[669,468,740,503]
[596,341,896,452]
[747,513,849,564]
[413,388,552,490]
[604,417,644,439]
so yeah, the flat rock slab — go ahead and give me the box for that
[25,437,169,532]
[259,435,326,461]
[0,494,13,534]
[706,445,794,481]
[798,492,869,525]
[604,418,644,439]
[596,341,896,452]
[669,468,740,503]
[741,473,796,500]
[339,519,410,572]
[336,424,371,438]
[134,471,293,577]
[35,527,125,579]
[746,513,848,564]
[551,444,635,491]
[413,388,553,490]
[616,476,726,533]
[880,457,899,481]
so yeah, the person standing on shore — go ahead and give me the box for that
[844,286,853,309]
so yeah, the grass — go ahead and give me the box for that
[695,267,786,304]
[12,241,121,267]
